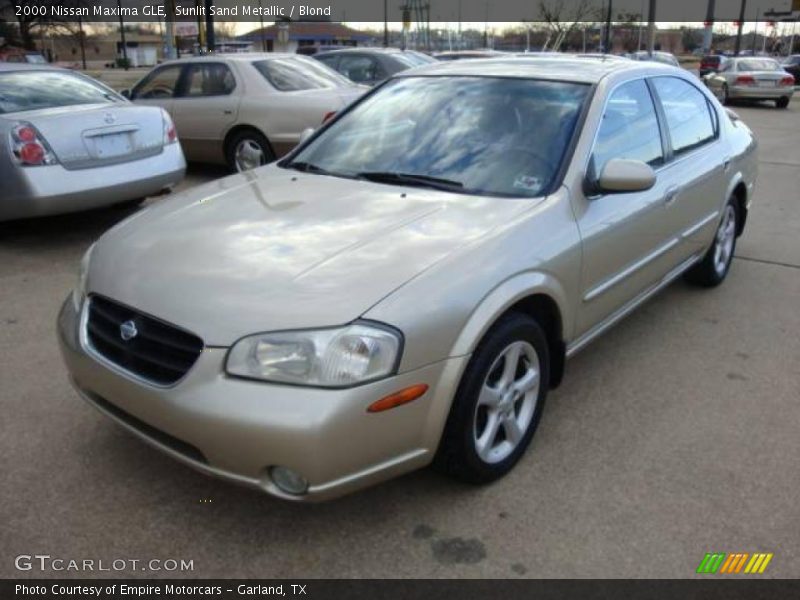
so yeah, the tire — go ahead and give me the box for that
[433,313,550,484]
[684,199,739,287]
[776,96,790,109]
[721,84,731,106]
[225,129,274,173]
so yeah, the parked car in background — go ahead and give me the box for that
[433,50,508,60]
[296,45,345,56]
[124,54,364,172]
[0,47,47,64]
[314,48,435,86]
[0,64,185,222]
[780,55,800,85]
[628,51,680,67]
[59,56,757,501]
[704,57,794,108]
[699,54,727,77]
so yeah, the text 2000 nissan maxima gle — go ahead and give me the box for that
[58,57,757,501]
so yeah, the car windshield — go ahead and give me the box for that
[252,56,353,91]
[286,76,589,197]
[737,59,780,71]
[0,70,118,114]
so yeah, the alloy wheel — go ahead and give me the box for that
[713,204,736,277]
[473,341,540,464]
[234,139,266,172]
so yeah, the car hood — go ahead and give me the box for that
[89,165,534,346]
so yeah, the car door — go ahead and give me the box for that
[130,64,184,117]
[573,78,678,336]
[649,76,728,260]
[171,61,240,162]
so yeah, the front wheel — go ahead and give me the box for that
[433,313,550,484]
[721,84,731,106]
[685,200,739,287]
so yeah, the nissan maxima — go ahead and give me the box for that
[58,57,757,501]
[1,64,185,222]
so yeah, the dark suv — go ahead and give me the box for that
[699,55,726,77]
[781,55,800,85]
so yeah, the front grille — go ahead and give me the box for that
[86,295,203,385]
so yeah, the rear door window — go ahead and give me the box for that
[182,63,236,97]
[651,77,716,156]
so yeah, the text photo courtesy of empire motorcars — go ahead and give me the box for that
[1,0,799,597]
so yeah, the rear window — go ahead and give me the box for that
[737,59,781,71]
[0,70,118,114]
[702,56,721,65]
[252,56,352,91]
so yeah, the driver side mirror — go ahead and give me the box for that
[298,127,315,145]
[588,158,656,195]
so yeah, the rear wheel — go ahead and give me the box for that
[225,129,274,173]
[685,199,739,287]
[434,313,549,484]
[776,96,790,109]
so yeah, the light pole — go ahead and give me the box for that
[646,0,656,56]
[384,0,389,47]
[603,0,613,53]
[117,0,128,70]
[734,0,746,56]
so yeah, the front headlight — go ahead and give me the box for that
[226,322,402,388]
[71,243,95,311]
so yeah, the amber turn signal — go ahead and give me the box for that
[367,384,429,413]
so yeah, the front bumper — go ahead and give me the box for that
[57,297,466,501]
[1,143,185,222]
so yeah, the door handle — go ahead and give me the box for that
[663,186,680,206]
[722,156,731,172]
[223,109,233,115]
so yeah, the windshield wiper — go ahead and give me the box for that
[355,171,464,192]
[286,161,334,175]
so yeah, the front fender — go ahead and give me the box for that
[449,271,571,358]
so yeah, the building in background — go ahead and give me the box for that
[238,21,370,53]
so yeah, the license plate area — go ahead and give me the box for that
[91,132,133,158]
[757,80,777,88]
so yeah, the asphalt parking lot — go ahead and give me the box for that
[1,98,798,579]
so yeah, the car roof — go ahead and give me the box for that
[158,53,302,65]
[395,54,675,84]
[0,62,66,72]
[316,47,413,56]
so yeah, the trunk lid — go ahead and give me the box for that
[23,103,165,169]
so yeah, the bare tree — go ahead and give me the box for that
[537,0,599,51]
[0,0,87,50]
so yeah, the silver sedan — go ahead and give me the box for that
[704,57,795,108]
[58,56,757,501]
[0,64,185,222]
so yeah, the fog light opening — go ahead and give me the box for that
[270,466,309,496]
